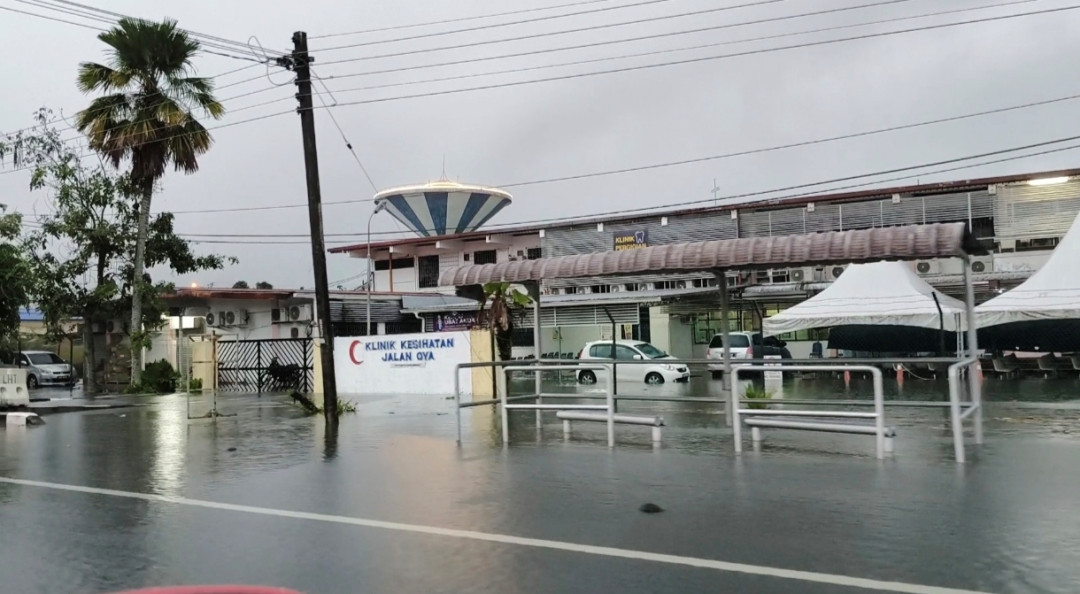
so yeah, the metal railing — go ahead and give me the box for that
[732,364,888,459]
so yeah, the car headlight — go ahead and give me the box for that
[662,364,676,371]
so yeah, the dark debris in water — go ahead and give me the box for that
[639,503,663,514]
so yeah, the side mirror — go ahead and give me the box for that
[633,354,643,360]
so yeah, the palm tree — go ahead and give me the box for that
[74,18,224,385]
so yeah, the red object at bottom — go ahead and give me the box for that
[110,587,305,594]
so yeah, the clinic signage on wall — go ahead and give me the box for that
[613,229,648,251]
[335,331,473,395]
[434,312,481,332]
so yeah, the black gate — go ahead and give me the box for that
[217,338,313,393]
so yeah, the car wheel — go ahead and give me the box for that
[578,370,597,384]
[27,374,38,389]
[645,372,665,385]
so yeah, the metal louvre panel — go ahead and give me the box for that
[517,308,558,328]
[920,192,978,224]
[995,182,1080,241]
[330,300,402,323]
[655,211,738,242]
[769,208,804,236]
[554,303,639,326]
[545,273,703,289]
[739,211,771,237]
[542,225,608,257]
[881,196,924,226]
[805,203,841,233]
[840,200,880,230]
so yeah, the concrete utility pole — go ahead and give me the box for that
[277,32,339,420]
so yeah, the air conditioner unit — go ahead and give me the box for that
[208,310,247,327]
[205,311,224,327]
[287,305,313,322]
[969,256,993,274]
[789,267,815,283]
[829,265,847,279]
[915,261,939,276]
[105,319,126,334]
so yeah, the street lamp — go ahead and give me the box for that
[366,200,387,336]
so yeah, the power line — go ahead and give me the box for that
[314,0,1037,86]
[315,0,712,51]
[152,87,1080,215]
[316,0,1041,102]
[177,140,1080,245]
[317,0,897,65]
[314,5,1080,110]
[310,72,379,192]
[312,0,633,39]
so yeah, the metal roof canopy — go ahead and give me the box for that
[438,223,979,287]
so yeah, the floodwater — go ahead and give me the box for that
[0,375,1079,594]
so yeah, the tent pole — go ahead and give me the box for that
[931,292,946,356]
[962,258,983,445]
[716,270,733,427]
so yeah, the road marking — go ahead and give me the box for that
[0,476,992,594]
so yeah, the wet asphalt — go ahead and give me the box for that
[1,375,1080,594]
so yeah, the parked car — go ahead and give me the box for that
[706,332,791,378]
[14,351,76,389]
[575,340,690,385]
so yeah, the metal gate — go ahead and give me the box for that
[216,338,313,393]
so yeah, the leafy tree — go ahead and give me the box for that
[480,282,532,362]
[74,17,225,385]
[0,206,31,352]
[255,281,273,290]
[232,280,249,289]
[2,110,232,392]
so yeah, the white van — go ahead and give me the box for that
[576,340,689,385]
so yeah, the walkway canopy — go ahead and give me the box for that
[976,211,1080,351]
[439,223,977,287]
[763,262,967,335]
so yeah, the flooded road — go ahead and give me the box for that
[1,378,1079,594]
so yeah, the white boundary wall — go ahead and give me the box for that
[334,331,474,395]
[0,368,29,407]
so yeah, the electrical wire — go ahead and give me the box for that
[178,140,1080,246]
[315,0,737,52]
[138,87,1080,216]
[317,0,905,65]
[310,73,379,192]
[313,0,1037,85]
[312,0,641,39]
[312,5,1080,110]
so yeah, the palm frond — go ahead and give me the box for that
[76,62,131,93]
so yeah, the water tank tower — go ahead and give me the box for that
[374,181,512,237]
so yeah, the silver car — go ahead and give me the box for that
[16,351,75,389]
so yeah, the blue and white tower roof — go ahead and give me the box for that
[374,181,513,237]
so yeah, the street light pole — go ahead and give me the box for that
[366,200,387,336]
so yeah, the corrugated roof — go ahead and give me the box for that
[439,223,976,286]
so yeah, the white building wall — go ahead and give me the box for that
[366,233,542,294]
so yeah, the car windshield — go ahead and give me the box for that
[27,353,64,365]
[710,334,750,348]
[635,343,668,359]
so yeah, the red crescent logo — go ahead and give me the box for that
[349,340,364,365]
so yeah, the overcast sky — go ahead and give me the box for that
[2,0,1078,289]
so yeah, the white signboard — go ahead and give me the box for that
[763,355,783,381]
[0,368,29,407]
[334,331,474,396]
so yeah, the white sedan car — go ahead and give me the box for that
[576,340,689,385]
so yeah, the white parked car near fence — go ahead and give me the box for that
[576,340,690,385]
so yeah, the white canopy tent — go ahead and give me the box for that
[976,211,1080,327]
[763,261,967,336]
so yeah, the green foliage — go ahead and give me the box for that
[188,377,203,392]
[232,280,249,289]
[0,207,31,344]
[743,384,773,410]
[255,281,273,290]
[127,359,180,394]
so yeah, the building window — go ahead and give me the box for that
[474,250,497,265]
[526,247,542,260]
[590,285,611,294]
[418,255,440,288]
[564,286,578,295]
[374,257,415,271]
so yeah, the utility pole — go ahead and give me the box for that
[277,31,339,420]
